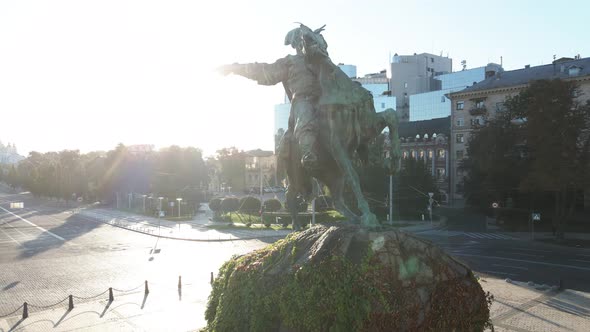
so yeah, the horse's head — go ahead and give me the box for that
[379,109,402,175]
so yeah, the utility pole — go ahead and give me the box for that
[259,159,263,202]
[428,192,434,223]
[389,175,393,225]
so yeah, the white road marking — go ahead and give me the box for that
[569,259,590,264]
[510,247,553,253]
[0,228,21,245]
[492,263,529,271]
[466,233,485,239]
[453,253,590,271]
[480,270,519,276]
[0,206,65,241]
[498,251,543,258]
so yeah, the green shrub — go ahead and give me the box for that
[209,197,222,212]
[221,197,240,213]
[263,198,282,212]
[239,196,262,214]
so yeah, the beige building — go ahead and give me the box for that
[390,53,452,121]
[449,56,590,205]
[244,149,277,193]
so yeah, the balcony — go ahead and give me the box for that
[469,106,487,116]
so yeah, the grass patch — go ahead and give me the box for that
[205,223,293,231]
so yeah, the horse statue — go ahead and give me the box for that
[219,24,401,229]
[281,99,401,230]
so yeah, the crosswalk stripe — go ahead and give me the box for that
[466,233,484,239]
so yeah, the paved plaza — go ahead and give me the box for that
[1,189,589,331]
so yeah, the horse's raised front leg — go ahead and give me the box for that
[330,139,379,228]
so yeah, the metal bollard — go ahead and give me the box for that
[109,287,114,302]
[178,276,182,290]
[210,272,214,284]
[68,295,74,310]
[145,280,149,295]
[22,302,28,319]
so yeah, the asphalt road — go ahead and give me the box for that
[413,227,590,292]
[0,189,273,318]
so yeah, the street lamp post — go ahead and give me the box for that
[259,160,263,202]
[158,197,163,216]
[176,198,182,217]
[389,175,393,225]
[128,193,132,210]
[428,192,434,223]
[142,195,147,213]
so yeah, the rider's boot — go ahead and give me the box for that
[299,134,319,171]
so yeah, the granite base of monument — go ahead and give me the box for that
[204,224,492,331]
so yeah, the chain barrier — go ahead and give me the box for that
[0,304,24,318]
[27,295,69,309]
[111,282,144,294]
[71,289,109,300]
[0,279,154,319]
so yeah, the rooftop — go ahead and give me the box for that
[456,57,590,94]
[398,116,451,138]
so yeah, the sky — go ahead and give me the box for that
[1,0,589,158]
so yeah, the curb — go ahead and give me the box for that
[73,213,290,243]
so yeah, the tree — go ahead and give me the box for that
[461,110,526,209]
[508,79,590,237]
[462,79,590,238]
[396,158,438,219]
[216,147,245,193]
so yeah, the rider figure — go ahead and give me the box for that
[220,26,326,170]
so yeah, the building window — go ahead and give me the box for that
[402,151,408,159]
[456,101,464,110]
[404,82,408,88]
[436,168,446,179]
[456,150,464,159]
[441,96,446,102]
[428,150,433,159]
[495,102,506,112]
[456,134,464,143]
[430,57,434,63]
[475,100,485,108]
[471,117,484,126]
[438,149,445,158]
[381,102,385,109]
[411,150,416,158]
[456,117,464,126]
[419,150,425,159]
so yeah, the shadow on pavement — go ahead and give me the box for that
[18,213,102,259]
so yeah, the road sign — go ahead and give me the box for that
[159,211,165,217]
[169,202,175,207]
[492,202,499,208]
[532,213,541,221]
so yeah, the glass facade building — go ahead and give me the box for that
[409,65,500,121]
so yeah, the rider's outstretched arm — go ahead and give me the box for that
[223,57,289,86]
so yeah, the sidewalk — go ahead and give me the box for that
[73,204,292,242]
[2,273,587,331]
[0,279,210,332]
[481,276,590,331]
